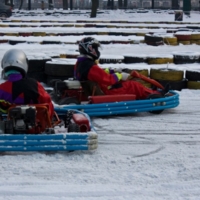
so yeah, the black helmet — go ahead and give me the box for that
[78,37,101,60]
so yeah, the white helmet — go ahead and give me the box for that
[1,49,28,77]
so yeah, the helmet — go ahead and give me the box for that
[1,49,28,77]
[78,37,101,60]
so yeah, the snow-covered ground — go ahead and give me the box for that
[0,10,200,200]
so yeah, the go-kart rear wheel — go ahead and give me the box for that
[147,94,164,114]
[68,123,80,132]
[58,97,80,105]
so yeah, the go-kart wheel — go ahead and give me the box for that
[58,97,80,105]
[49,91,60,104]
[147,94,164,114]
[68,123,80,132]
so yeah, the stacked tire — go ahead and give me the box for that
[186,70,200,89]
[144,34,164,46]
[44,59,75,86]
[173,52,200,64]
[27,56,51,83]
[150,68,186,91]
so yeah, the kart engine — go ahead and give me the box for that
[0,106,36,134]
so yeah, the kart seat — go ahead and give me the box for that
[81,81,104,97]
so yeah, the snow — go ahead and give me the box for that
[0,9,200,200]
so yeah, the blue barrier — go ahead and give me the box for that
[0,132,98,152]
[54,91,179,117]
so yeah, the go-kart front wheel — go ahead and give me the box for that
[147,94,164,114]
[68,123,80,132]
[58,97,80,105]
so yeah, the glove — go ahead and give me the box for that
[121,72,130,81]
[114,67,122,73]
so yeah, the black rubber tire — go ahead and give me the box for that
[147,94,164,114]
[155,79,187,91]
[173,55,200,64]
[8,40,26,45]
[49,91,60,104]
[28,57,51,72]
[0,13,8,18]
[45,62,74,77]
[108,32,122,36]
[68,123,80,132]
[42,41,61,44]
[185,70,200,81]
[58,97,80,105]
[99,57,124,64]
[27,72,47,83]
[100,41,111,44]
[145,34,164,46]
[124,56,147,64]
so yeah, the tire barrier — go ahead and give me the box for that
[0,39,8,43]
[144,34,164,46]
[60,52,79,59]
[155,79,187,91]
[28,56,52,73]
[174,32,191,45]
[8,40,26,45]
[27,71,47,83]
[99,55,124,64]
[185,70,200,81]
[173,52,200,64]
[187,81,200,89]
[124,55,147,64]
[150,68,184,81]
[25,52,200,66]
[147,56,174,65]
[27,56,52,83]
[163,36,178,45]
[25,55,200,90]
[32,32,46,37]
[44,59,75,77]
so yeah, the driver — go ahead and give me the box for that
[74,37,169,100]
[0,49,54,119]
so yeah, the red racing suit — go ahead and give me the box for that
[74,56,160,100]
[0,74,54,119]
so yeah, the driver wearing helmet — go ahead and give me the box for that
[0,49,54,118]
[74,37,168,100]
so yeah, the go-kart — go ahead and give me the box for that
[50,71,179,117]
[0,103,97,153]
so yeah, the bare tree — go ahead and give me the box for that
[118,0,122,9]
[124,0,127,9]
[151,0,154,9]
[91,0,99,18]
[19,0,23,10]
[63,0,68,10]
[107,0,114,9]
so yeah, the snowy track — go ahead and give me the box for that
[1,11,200,200]
[1,89,200,200]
